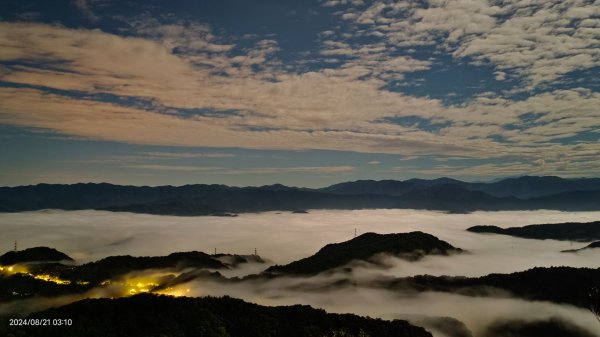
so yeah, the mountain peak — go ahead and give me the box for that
[0,247,74,265]
[265,232,462,275]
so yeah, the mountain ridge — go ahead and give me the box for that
[2,176,600,215]
[265,232,462,276]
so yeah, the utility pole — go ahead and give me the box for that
[14,240,17,252]
[354,228,357,238]
[214,248,217,255]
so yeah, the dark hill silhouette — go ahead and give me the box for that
[6,294,432,337]
[103,201,237,216]
[562,241,600,253]
[0,247,73,265]
[380,266,600,308]
[0,272,93,301]
[3,177,600,215]
[396,184,520,212]
[265,232,461,275]
[0,250,264,300]
[60,251,236,284]
[319,177,469,196]
[410,316,473,337]
[467,221,600,242]
[319,179,421,196]
[0,183,397,214]
[482,317,595,337]
[472,175,600,198]
[319,176,600,199]
[525,190,600,211]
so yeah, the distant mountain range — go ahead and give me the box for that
[2,176,600,215]
[318,176,600,198]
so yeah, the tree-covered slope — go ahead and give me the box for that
[4,294,433,337]
[381,266,600,308]
[266,232,461,276]
[0,247,74,265]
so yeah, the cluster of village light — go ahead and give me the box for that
[1,264,191,298]
[0,264,78,285]
[121,277,191,297]
[124,280,160,295]
[103,274,191,297]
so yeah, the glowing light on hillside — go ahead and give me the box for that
[111,276,165,296]
[155,286,192,297]
[1,264,71,285]
[0,264,27,274]
[33,274,71,285]
[2,264,193,299]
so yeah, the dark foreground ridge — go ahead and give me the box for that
[481,317,596,337]
[467,221,600,242]
[265,232,461,276]
[0,247,74,265]
[3,294,432,337]
[3,176,600,215]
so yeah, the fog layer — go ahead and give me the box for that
[1,209,599,336]
[1,209,598,276]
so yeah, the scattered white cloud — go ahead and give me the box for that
[1,0,600,180]
[330,0,600,87]
[126,164,356,175]
[142,152,236,159]
[225,166,357,175]
[321,0,364,8]
[72,0,103,22]
[494,71,506,81]
[125,165,223,172]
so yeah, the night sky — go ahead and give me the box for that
[1,0,599,187]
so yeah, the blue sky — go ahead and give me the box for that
[1,0,599,187]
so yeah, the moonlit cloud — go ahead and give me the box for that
[334,0,600,87]
[0,0,599,183]
[72,0,101,22]
[126,164,357,175]
[142,152,236,159]
[125,165,224,172]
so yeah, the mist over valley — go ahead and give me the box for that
[1,209,599,336]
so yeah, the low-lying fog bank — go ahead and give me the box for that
[0,209,598,277]
[1,209,599,336]
[180,278,599,337]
